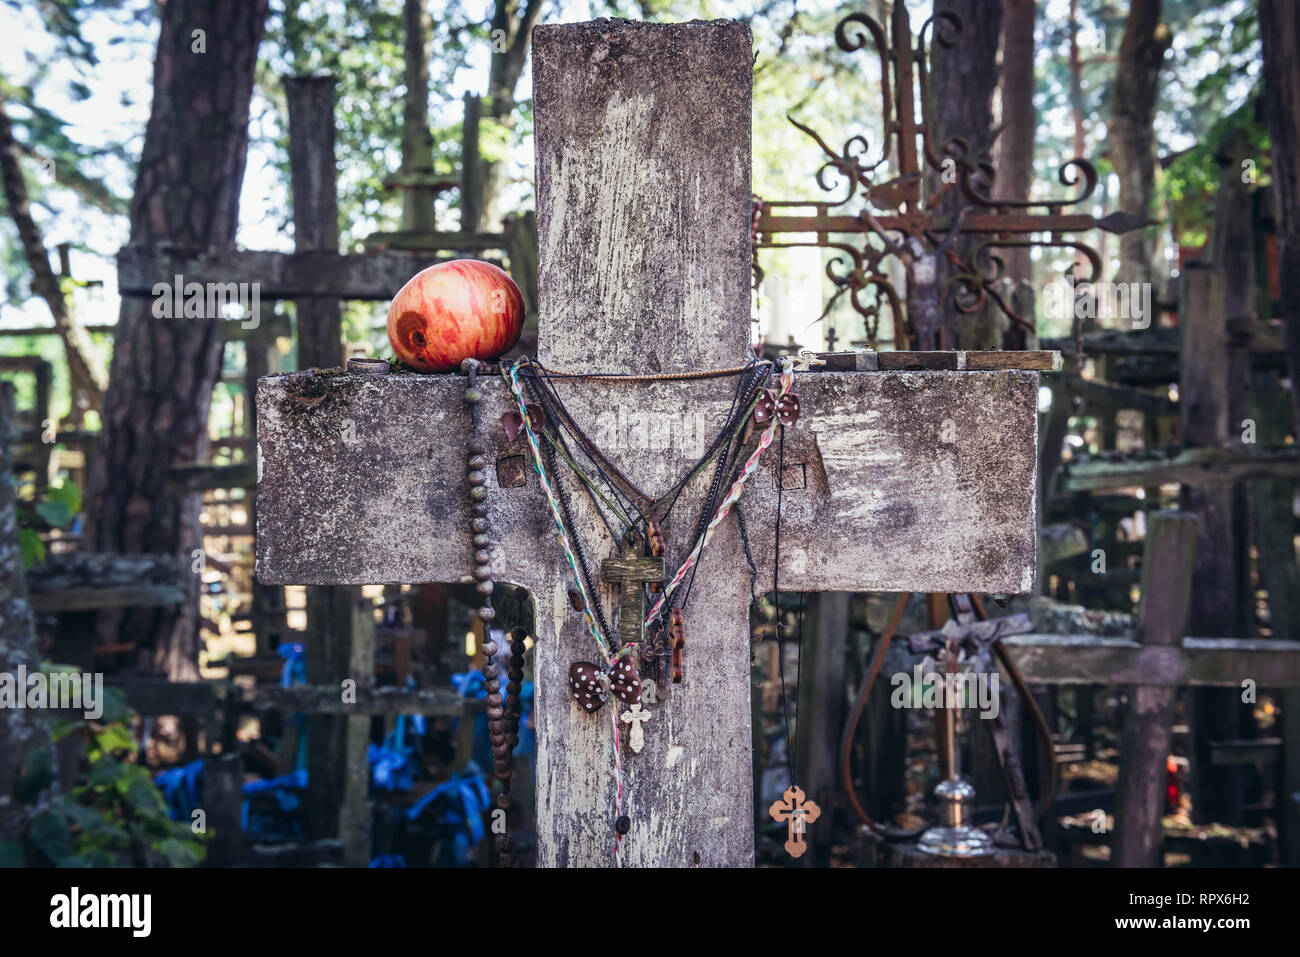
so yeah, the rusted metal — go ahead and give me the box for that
[753,1,1149,350]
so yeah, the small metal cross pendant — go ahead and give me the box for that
[600,531,666,649]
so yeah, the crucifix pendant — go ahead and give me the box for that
[601,531,666,648]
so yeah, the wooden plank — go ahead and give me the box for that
[1060,446,1300,491]
[28,585,185,613]
[533,19,752,374]
[1000,635,1300,687]
[255,369,1040,595]
[116,246,446,301]
[168,462,257,492]
[1181,264,1245,825]
[339,598,373,867]
[1112,511,1199,867]
[252,684,468,715]
[108,677,223,716]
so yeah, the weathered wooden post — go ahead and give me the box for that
[1112,510,1198,867]
[256,18,1045,867]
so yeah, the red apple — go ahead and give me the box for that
[386,260,525,373]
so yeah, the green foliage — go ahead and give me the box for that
[15,479,80,567]
[16,710,206,868]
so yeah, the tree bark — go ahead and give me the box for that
[466,0,545,231]
[0,99,106,420]
[0,382,44,846]
[1107,0,1171,289]
[928,0,1003,349]
[993,0,1035,290]
[84,0,268,679]
[1261,0,1300,435]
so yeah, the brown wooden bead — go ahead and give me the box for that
[477,605,495,621]
[480,640,498,657]
[471,502,488,517]
[472,534,491,548]
[482,663,498,679]
[484,678,501,693]
[467,440,486,455]
[495,793,511,810]
[476,580,494,594]
[487,705,505,720]
[474,567,492,582]
[473,549,491,565]
[468,454,488,470]
[487,692,504,707]
[471,517,489,533]
[468,486,487,501]
[506,680,522,695]
[468,470,486,486]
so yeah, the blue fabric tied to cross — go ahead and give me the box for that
[407,768,491,864]
[369,713,421,792]
[155,759,205,823]
[277,642,307,688]
[241,769,308,841]
[369,854,407,868]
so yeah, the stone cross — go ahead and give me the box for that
[255,18,1042,867]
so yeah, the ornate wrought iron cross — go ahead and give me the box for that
[754,1,1148,351]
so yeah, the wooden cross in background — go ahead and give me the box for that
[256,19,1046,867]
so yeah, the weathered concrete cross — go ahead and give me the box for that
[255,18,1041,867]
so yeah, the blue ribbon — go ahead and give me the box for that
[154,759,205,823]
[407,769,491,846]
[277,642,306,688]
[241,769,308,840]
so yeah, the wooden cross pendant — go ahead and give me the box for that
[601,532,666,650]
[768,786,821,858]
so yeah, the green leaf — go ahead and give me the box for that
[34,499,72,528]
[19,528,45,567]
[0,841,24,867]
[47,481,82,515]
[94,724,134,754]
[159,837,204,868]
[30,811,71,863]
[15,746,54,803]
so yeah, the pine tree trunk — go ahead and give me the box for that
[0,100,106,420]
[1261,0,1300,436]
[0,382,44,845]
[993,0,1035,289]
[1107,0,1171,289]
[928,0,1003,349]
[467,0,544,231]
[84,0,268,679]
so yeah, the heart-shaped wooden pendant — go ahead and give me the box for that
[569,661,607,713]
[609,656,643,705]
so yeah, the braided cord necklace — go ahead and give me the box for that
[503,355,794,863]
